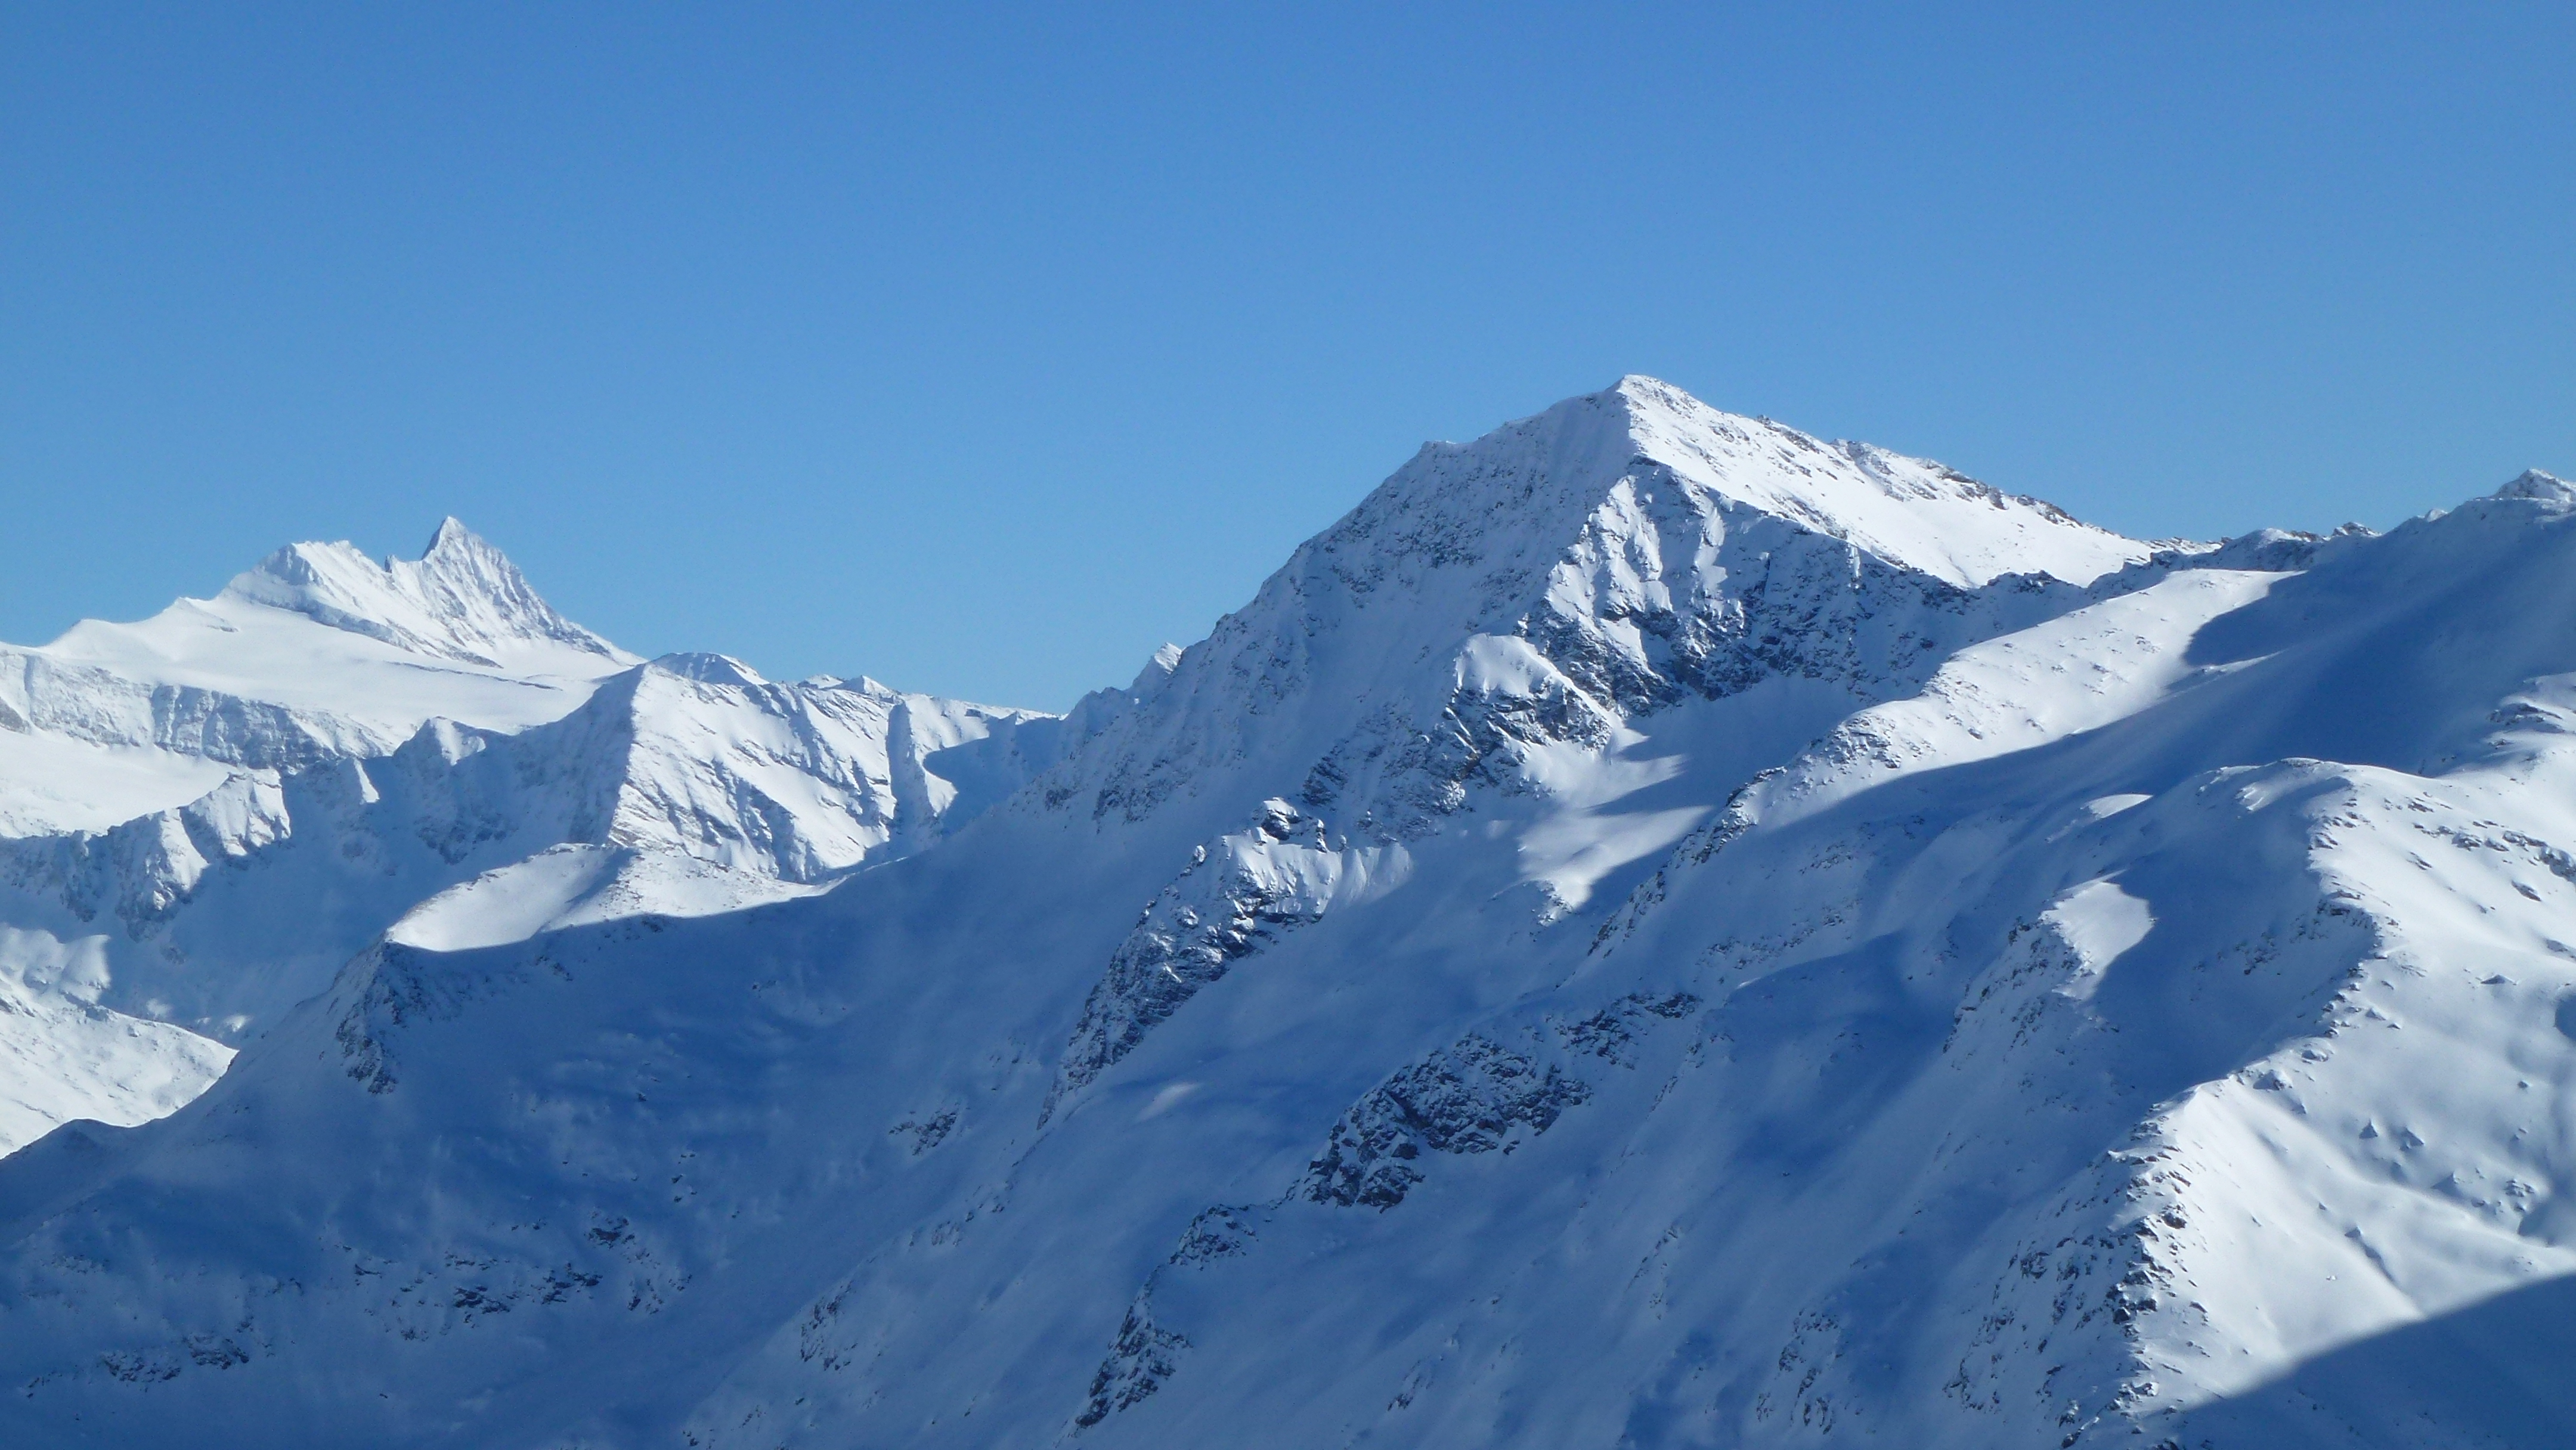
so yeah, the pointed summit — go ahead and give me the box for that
[645,652,769,688]
[2494,468,2575,506]
[4,522,643,822]
[1131,642,1185,693]
[422,515,476,556]
[223,519,627,667]
[1269,376,2143,648]
[1055,379,2156,831]
[1592,376,2140,587]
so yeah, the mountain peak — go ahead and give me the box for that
[1053,379,2154,833]
[1130,642,1186,693]
[1587,377,2140,587]
[420,515,487,559]
[222,520,627,668]
[2494,468,2575,506]
[1605,372,1700,413]
[1367,377,2141,602]
[646,652,769,688]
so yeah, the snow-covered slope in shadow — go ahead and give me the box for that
[0,386,2567,1450]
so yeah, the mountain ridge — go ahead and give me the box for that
[0,518,638,831]
[216,515,626,668]
[0,380,2570,1448]
[0,523,1060,1156]
[1036,377,2153,848]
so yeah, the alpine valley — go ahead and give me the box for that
[2,377,2573,1449]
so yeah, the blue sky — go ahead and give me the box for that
[4,4,2569,709]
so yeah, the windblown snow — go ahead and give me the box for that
[0,380,2571,1449]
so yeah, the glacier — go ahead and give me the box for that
[0,378,2571,1447]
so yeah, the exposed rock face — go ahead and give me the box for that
[1049,798,1379,1111]
[1301,1031,1594,1210]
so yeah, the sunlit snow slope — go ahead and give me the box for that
[0,523,1058,1155]
[0,518,637,834]
[0,381,2571,1449]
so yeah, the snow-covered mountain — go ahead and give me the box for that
[0,523,1059,1155]
[0,518,636,835]
[1,379,2572,1448]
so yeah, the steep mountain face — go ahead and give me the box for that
[1058,377,2143,843]
[0,529,1058,1155]
[0,383,2571,1450]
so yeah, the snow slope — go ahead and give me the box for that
[0,518,634,835]
[0,528,1058,1155]
[0,385,2570,1449]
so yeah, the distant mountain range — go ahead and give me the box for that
[1,377,2570,1448]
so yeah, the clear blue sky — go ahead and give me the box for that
[4,4,2569,709]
